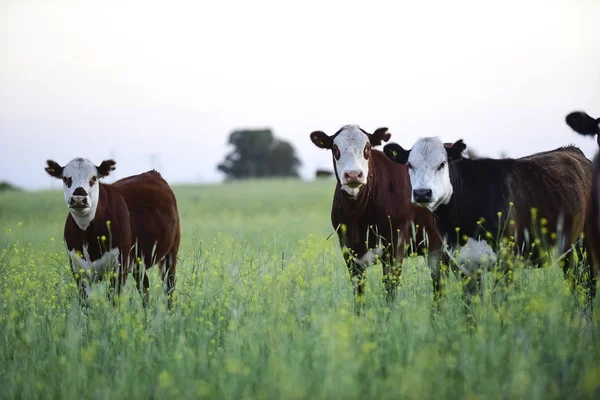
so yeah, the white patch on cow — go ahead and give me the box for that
[356,246,384,267]
[69,246,120,282]
[455,238,497,275]
[61,158,101,230]
[333,125,370,197]
[407,137,453,211]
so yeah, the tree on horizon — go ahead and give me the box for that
[217,129,301,180]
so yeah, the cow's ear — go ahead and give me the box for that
[565,111,600,136]
[45,160,63,178]
[446,139,466,161]
[369,127,392,146]
[97,159,116,178]
[310,131,333,149]
[383,143,411,164]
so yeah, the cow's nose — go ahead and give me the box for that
[73,187,88,196]
[69,195,89,208]
[344,170,364,183]
[413,189,433,203]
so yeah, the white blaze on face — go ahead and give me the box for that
[61,158,100,230]
[333,125,370,197]
[407,137,453,211]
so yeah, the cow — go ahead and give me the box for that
[45,158,181,308]
[383,137,596,308]
[565,110,600,302]
[310,125,442,308]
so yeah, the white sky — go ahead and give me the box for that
[1,0,599,190]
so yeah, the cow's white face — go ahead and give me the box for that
[332,126,372,197]
[62,158,100,217]
[45,158,116,230]
[383,137,467,211]
[310,125,391,199]
[405,138,453,211]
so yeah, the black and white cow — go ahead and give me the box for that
[383,137,596,304]
[565,110,600,301]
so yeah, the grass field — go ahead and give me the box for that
[1,179,599,400]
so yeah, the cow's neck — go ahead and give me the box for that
[70,204,98,231]
[433,162,462,246]
[335,170,374,218]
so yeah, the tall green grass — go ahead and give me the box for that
[0,180,598,399]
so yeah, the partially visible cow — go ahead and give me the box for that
[565,110,600,302]
[310,126,442,306]
[383,137,596,306]
[45,158,181,308]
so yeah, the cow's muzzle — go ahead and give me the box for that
[413,188,433,203]
[343,170,365,188]
[69,195,89,210]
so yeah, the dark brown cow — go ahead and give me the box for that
[384,136,596,310]
[45,158,181,308]
[566,110,600,302]
[310,125,442,306]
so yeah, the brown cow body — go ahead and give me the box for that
[310,125,442,306]
[331,150,442,300]
[45,159,180,307]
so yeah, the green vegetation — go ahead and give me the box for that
[0,181,21,192]
[0,180,598,399]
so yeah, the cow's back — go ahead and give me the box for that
[112,171,180,263]
[509,147,593,243]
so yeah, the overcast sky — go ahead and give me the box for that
[1,0,599,190]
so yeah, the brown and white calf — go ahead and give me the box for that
[310,126,442,305]
[45,158,181,307]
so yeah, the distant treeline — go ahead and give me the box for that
[217,129,301,180]
[0,181,21,192]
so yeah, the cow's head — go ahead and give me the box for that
[384,138,466,211]
[310,125,391,197]
[45,158,116,227]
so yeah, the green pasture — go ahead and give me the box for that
[0,179,598,399]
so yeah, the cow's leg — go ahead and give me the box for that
[134,271,150,308]
[108,273,127,307]
[461,269,484,330]
[563,241,596,319]
[382,248,401,304]
[75,277,90,308]
[428,249,447,313]
[343,249,366,314]
[70,259,88,307]
[159,251,177,309]
[580,258,597,321]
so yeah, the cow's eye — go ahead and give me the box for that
[437,161,446,171]
[62,176,72,188]
[90,176,97,186]
[363,144,371,160]
[332,145,341,160]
